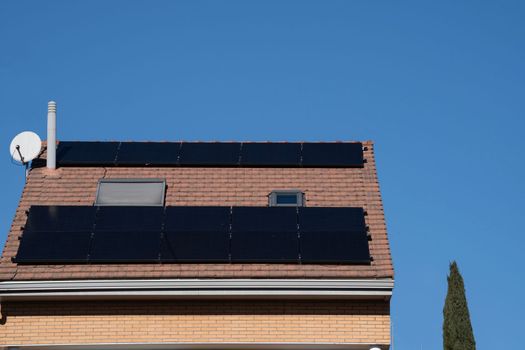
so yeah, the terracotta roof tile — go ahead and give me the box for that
[0,141,393,280]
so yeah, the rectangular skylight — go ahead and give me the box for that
[95,179,166,206]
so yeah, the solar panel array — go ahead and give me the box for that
[15,205,371,264]
[55,142,364,167]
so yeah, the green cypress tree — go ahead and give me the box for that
[443,261,476,350]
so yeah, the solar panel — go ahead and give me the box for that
[298,207,366,232]
[231,207,297,232]
[299,207,370,264]
[116,142,180,166]
[231,207,299,262]
[240,143,301,166]
[15,205,371,265]
[164,206,230,232]
[178,142,241,166]
[89,230,161,262]
[16,231,92,263]
[24,205,96,232]
[53,141,365,167]
[56,141,120,166]
[95,206,164,232]
[300,231,370,264]
[89,206,163,262]
[301,142,364,167]
[161,206,230,262]
[161,231,230,262]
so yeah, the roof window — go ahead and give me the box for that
[268,190,304,207]
[95,179,166,206]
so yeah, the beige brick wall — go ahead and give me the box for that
[0,300,390,346]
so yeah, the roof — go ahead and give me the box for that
[0,140,393,281]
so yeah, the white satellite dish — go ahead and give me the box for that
[9,131,42,164]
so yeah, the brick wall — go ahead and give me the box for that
[0,300,390,346]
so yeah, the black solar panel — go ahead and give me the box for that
[53,141,364,167]
[232,207,297,232]
[116,142,180,166]
[178,142,241,166]
[56,141,120,166]
[164,206,230,232]
[161,231,230,262]
[301,142,363,167]
[89,230,161,262]
[300,231,370,264]
[16,231,92,263]
[15,205,371,265]
[161,206,230,262]
[299,207,370,264]
[240,143,301,166]
[95,206,164,232]
[24,206,96,232]
[299,207,366,232]
[231,207,299,262]
[231,231,299,262]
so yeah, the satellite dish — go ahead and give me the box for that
[9,131,42,164]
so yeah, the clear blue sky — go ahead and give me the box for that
[1,1,524,349]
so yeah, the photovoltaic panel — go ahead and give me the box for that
[16,231,92,263]
[95,206,164,232]
[299,207,370,264]
[231,207,297,233]
[161,231,230,262]
[300,231,370,263]
[116,142,180,166]
[161,206,230,262]
[230,231,299,262]
[298,207,366,233]
[240,143,301,166]
[231,207,299,262]
[56,141,120,166]
[89,230,161,262]
[24,206,96,232]
[301,142,364,167]
[178,142,241,166]
[164,206,230,232]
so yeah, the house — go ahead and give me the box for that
[0,102,394,350]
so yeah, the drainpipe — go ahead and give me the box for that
[47,101,56,169]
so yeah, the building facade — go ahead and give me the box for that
[0,111,393,350]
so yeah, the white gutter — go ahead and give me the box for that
[0,342,389,350]
[0,279,393,301]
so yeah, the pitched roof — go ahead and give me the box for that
[0,141,393,280]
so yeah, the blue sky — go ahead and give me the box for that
[1,1,524,348]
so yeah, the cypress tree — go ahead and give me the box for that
[443,261,476,350]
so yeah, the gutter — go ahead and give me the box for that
[0,279,393,301]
